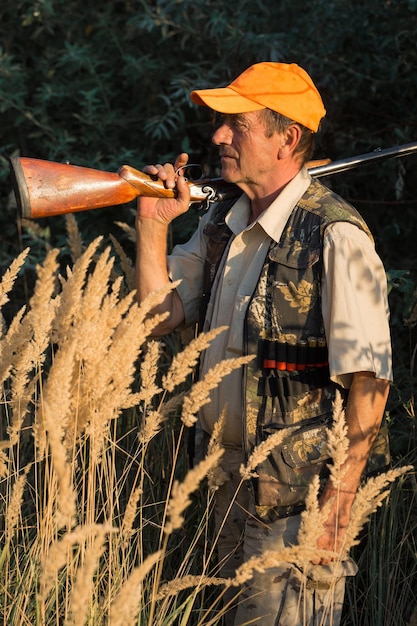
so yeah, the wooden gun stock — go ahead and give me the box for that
[10,157,205,219]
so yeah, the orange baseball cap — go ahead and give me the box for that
[190,62,326,132]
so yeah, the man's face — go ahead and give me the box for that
[211,110,283,186]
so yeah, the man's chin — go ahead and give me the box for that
[220,167,237,184]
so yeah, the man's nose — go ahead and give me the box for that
[212,123,232,145]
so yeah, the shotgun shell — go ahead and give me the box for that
[317,337,328,367]
[307,336,318,368]
[263,339,277,369]
[296,339,308,370]
[276,338,287,370]
[286,336,297,371]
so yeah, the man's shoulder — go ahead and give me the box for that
[297,178,372,238]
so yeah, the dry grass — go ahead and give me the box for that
[0,224,414,625]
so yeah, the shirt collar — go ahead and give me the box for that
[225,167,311,242]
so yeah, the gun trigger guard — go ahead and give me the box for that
[175,164,203,181]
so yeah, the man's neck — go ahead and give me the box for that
[247,167,302,219]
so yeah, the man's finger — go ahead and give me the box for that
[174,152,189,172]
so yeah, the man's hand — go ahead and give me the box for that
[314,524,348,565]
[137,152,191,224]
[311,487,356,565]
[135,152,189,334]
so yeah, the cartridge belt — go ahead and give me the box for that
[256,336,330,397]
[257,336,328,372]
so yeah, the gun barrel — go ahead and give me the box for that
[309,141,417,177]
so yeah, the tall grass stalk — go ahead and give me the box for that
[343,471,417,626]
[0,231,414,625]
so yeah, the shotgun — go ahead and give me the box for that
[10,140,417,220]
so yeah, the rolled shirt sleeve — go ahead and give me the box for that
[322,222,393,388]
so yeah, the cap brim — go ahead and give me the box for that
[190,86,265,114]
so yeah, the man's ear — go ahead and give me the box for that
[278,124,302,159]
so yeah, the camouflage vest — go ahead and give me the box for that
[202,178,390,520]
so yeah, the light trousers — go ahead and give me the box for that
[213,448,357,626]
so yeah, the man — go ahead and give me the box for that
[135,62,392,625]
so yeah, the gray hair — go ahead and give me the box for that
[261,109,316,164]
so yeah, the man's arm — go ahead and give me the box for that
[135,154,190,335]
[314,371,390,564]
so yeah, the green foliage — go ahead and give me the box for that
[1,0,417,259]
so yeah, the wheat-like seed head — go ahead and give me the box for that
[5,464,30,543]
[138,409,166,445]
[66,530,109,626]
[162,326,227,393]
[0,306,26,387]
[107,551,162,626]
[114,220,136,244]
[0,248,29,312]
[207,409,228,490]
[28,249,60,349]
[240,428,294,481]
[156,573,227,599]
[181,355,253,427]
[341,465,413,555]
[38,524,114,602]
[0,448,9,478]
[326,391,350,487]
[228,547,332,587]
[121,487,142,541]
[6,250,60,446]
[164,449,224,535]
[137,340,162,406]
[65,213,84,263]
[52,238,102,346]
[159,391,186,417]
[135,280,181,327]
[109,233,135,292]
[296,475,336,557]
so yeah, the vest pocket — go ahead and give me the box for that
[269,241,321,269]
[254,414,331,509]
